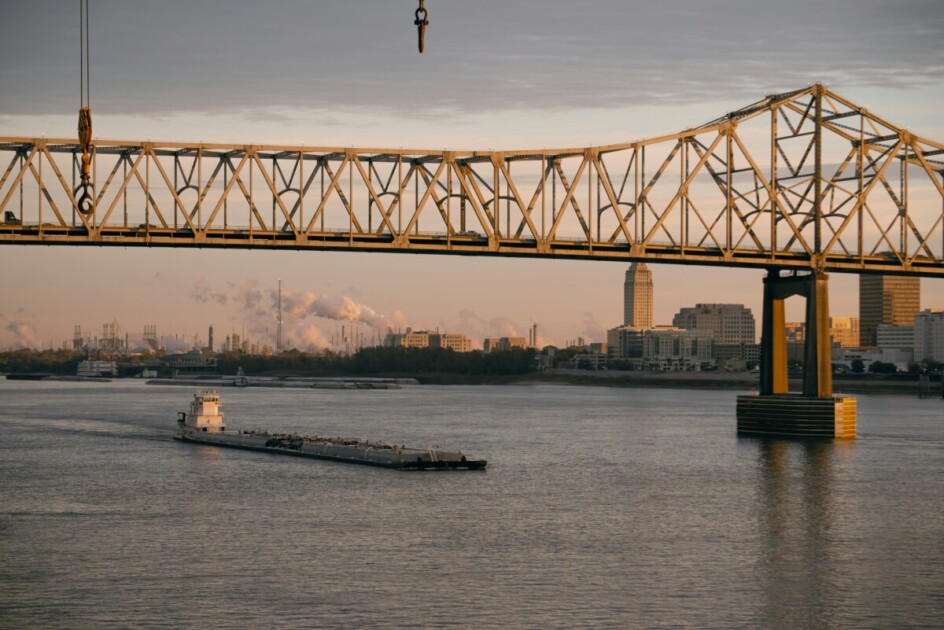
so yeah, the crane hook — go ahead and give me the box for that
[414,0,428,53]
[74,183,95,216]
[76,105,94,215]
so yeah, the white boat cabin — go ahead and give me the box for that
[178,390,226,433]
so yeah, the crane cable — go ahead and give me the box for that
[76,0,94,215]
[414,0,428,53]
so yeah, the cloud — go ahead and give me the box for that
[237,282,266,316]
[191,280,229,305]
[2,1,941,118]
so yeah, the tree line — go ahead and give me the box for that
[0,346,537,377]
[217,346,537,376]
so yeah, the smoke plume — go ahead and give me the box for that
[277,290,387,328]
[189,280,398,352]
[0,310,39,349]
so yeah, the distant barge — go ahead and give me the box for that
[174,390,486,471]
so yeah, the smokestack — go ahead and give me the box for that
[277,279,283,353]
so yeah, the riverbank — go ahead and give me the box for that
[3,370,938,397]
[417,369,941,397]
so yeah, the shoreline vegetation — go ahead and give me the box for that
[1,347,940,397]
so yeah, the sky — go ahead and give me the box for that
[1,0,942,351]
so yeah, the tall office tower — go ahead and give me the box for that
[859,275,920,347]
[623,262,653,328]
[208,325,214,352]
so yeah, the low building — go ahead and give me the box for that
[841,348,912,372]
[384,329,431,348]
[641,326,714,371]
[713,342,761,367]
[606,326,645,360]
[829,316,860,347]
[672,303,755,344]
[566,352,608,370]
[385,329,472,353]
[483,337,527,352]
[430,333,472,353]
[876,324,914,353]
[914,309,944,363]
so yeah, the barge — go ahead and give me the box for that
[174,390,486,471]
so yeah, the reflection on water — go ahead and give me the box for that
[753,438,860,629]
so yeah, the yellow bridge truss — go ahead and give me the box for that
[1,85,942,276]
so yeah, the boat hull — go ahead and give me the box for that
[175,432,486,471]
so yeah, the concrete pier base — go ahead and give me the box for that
[737,395,857,439]
[747,269,857,439]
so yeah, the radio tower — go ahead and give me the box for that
[276,279,283,353]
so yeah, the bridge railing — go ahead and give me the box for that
[1,85,942,276]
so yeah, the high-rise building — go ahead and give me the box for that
[623,262,653,328]
[672,303,755,344]
[859,275,920,347]
[208,325,214,352]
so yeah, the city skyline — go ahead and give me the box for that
[1,1,942,351]
[2,254,943,352]
[11,266,940,354]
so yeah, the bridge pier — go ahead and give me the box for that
[737,270,856,439]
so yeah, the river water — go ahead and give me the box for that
[0,379,941,628]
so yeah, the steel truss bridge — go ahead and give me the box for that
[1,85,942,276]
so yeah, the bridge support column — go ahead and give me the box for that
[738,270,856,439]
